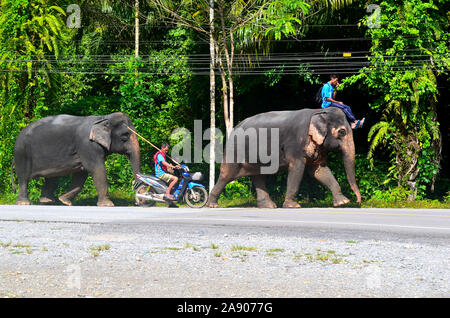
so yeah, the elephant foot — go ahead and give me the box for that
[97,199,114,207]
[257,199,277,209]
[333,195,350,207]
[16,199,31,206]
[282,200,301,208]
[40,196,55,204]
[58,196,73,206]
[206,201,219,208]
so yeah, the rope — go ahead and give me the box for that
[126,125,181,165]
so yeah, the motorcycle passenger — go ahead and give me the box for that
[154,142,180,200]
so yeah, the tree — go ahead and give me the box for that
[344,0,449,200]
[0,0,71,192]
[0,0,71,120]
[151,0,309,136]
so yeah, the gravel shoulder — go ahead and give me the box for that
[0,219,448,298]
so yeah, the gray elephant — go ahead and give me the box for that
[207,107,362,208]
[11,112,141,206]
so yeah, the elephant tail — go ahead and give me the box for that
[10,159,16,194]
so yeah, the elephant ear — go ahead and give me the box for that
[309,111,328,145]
[89,119,111,150]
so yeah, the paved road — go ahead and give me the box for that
[0,205,449,298]
[1,205,449,239]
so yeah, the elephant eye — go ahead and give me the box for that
[338,128,347,138]
[120,132,130,141]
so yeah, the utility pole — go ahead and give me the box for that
[209,0,216,193]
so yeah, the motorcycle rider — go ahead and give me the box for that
[154,142,180,200]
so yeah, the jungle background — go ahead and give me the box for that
[0,0,449,207]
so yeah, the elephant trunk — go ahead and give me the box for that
[128,132,141,181]
[342,134,361,203]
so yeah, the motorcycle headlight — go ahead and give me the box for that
[191,172,203,181]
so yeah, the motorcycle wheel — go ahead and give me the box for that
[184,186,208,208]
[135,184,156,207]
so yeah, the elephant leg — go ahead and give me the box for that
[252,175,276,208]
[16,176,31,205]
[207,163,257,208]
[40,177,58,204]
[15,157,31,205]
[58,171,88,206]
[91,165,114,207]
[308,164,349,206]
[207,163,240,208]
[283,159,306,208]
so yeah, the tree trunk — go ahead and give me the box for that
[209,0,216,193]
[218,3,234,137]
[228,28,235,132]
[134,0,139,87]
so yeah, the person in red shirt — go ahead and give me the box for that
[154,142,180,200]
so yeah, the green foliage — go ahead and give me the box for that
[370,186,414,202]
[0,0,71,193]
[260,0,310,40]
[0,0,448,207]
[105,28,193,181]
[344,0,449,199]
[220,178,253,200]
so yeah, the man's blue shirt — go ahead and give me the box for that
[321,82,334,108]
[155,153,166,177]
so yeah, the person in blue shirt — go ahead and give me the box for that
[154,142,180,200]
[322,74,365,130]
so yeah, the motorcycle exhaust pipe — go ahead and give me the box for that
[135,193,167,203]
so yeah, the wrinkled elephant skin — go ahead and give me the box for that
[207,107,361,208]
[12,112,141,206]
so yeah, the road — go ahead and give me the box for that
[1,205,449,239]
[0,205,449,297]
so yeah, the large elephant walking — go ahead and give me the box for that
[207,107,362,208]
[11,112,141,206]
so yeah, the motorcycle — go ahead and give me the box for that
[133,164,208,208]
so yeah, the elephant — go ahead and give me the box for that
[207,107,362,208]
[10,112,141,207]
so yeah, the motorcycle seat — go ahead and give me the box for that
[136,173,169,186]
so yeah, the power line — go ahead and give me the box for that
[1,62,446,76]
[1,52,446,61]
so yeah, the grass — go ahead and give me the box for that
[210,243,219,250]
[267,248,284,253]
[0,241,35,255]
[184,243,200,251]
[165,247,181,251]
[307,252,344,264]
[266,248,285,257]
[292,250,347,264]
[231,245,257,252]
[2,188,449,208]
[218,196,257,208]
[89,244,110,257]
[1,242,31,249]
